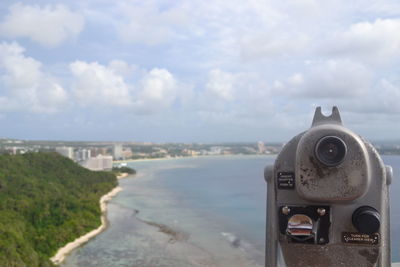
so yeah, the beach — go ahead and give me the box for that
[60,157,267,267]
[50,173,130,265]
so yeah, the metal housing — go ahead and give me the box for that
[265,107,392,267]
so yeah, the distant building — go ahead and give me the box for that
[89,147,100,157]
[113,143,123,160]
[80,155,113,171]
[89,148,97,157]
[74,150,80,160]
[55,147,74,159]
[80,149,91,161]
[122,147,133,159]
[257,141,266,154]
[89,147,109,157]
[74,149,91,162]
[209,146,222,155]
[182,149,200,156]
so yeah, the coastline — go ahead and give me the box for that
[113,153,274,164]
[59,161,265,267]
[50,173,129,265]
[50,158,400,266]
[115,172,129,179]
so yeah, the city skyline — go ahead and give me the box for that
[1,1,400,142]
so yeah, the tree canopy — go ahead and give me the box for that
[0,152,117,266]
[112,166,136,175]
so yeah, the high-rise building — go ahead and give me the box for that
[80,149,91,161]
[113,143,123,160]
[257,141,266,154]
[101,155,113,170]
[89,147,108,157]
[74,150,80,161]
[74,149,91,162]
[80,155,113,171]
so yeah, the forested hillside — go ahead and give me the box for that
[0,152,117,266]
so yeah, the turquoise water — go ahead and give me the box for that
[61,155,400,266]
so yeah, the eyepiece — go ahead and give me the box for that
[315,136,347,167]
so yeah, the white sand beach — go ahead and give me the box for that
[50,173,130,265]
[116,172,129,179]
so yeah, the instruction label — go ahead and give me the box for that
[277,172,295,189]
[342,232,379,245]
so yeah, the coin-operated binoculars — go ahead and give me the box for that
[264,107,392,267]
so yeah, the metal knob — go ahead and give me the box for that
[352,206,380,234]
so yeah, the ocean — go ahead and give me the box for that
[61,155,400,266]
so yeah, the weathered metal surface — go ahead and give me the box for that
[295,125,369,202]
[280,244,379,267]
[265,107,391,267]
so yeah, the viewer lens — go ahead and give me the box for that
[315,136,347,166]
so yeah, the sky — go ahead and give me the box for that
[0,0,400,143]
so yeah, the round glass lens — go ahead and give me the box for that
[315,136,347,166]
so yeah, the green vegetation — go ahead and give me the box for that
[0,152,117,267]
[112,166,136,175]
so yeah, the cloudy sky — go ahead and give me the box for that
[0,0,400,142]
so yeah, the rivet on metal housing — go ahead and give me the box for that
[317,208,326,216]
[282,206,290,215]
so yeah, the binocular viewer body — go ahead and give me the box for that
[265,107,392,267]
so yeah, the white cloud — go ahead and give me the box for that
[0,42,67,113]
[108,60,136,76]
[70,60,180,113]
[324,18,400,64]
[344,79,400,114]
[135,68,178,113]
[112,0,311,62]
[240,33,310,61]
[288,73,304,86]
[378,79,400,112]
[0,3,84,47]
[70,61,132,107]
[206,69,236,101]
[1,0,400,141]
[117,1,189,45]
[199,69,275,119]
[279,60,373,99]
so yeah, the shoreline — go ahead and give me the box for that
[49,164,400,266]
[50,173,130,265]
[116,172,129,179]
[113,153,275,164]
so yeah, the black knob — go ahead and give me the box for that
[352,206,380,234]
